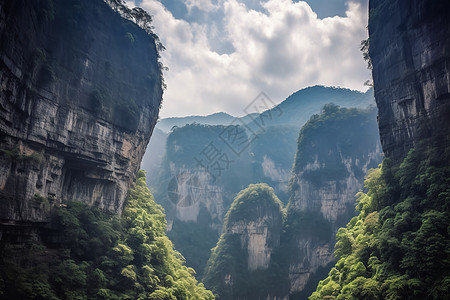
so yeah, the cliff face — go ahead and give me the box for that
[203,183,283,299]
[228,215,282,272]
[158,124,256,231]
[0,0,163,222]
[286,105,382,297]
[369,0,450,160]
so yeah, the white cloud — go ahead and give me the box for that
[185,0,219,13]
[132,0,370,118]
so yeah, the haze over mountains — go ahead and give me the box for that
[141,85,375,188]
[140,85,381,284]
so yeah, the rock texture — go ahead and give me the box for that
[155,124,257,232]
[229,218,281,271]
[285,106,382,297]
[369,0,450,160]
[203,183,283,300]
[167,168,226,231]
[0,0,162,223]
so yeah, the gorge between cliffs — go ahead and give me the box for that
[1,0,449,299]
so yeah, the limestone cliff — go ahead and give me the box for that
[149,88,376,279]
[285,104,382,298]
[203,183,283,300]
[0,0,163,223]
[157,124,256,231]
[201,105,382,299]
[369,0,450,160]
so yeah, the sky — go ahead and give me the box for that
[125,0,370,118]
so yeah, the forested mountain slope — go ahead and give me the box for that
[145,87,379,280]
[202,105,382,299]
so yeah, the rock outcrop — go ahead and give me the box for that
[369,0,450,160]
[157,124,256,231]
[203,183,283,299]
[0,0,163,223]
[285,105,382,297]
[201,105,382,299]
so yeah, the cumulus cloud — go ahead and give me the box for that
[130,0,370,117]
[185,0,219,13]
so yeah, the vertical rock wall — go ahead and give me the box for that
[286,107,382,296]
[369,0,450,160]
[0,0,163,223]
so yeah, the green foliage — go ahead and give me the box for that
[283,210,333,242]
[360,38,372,70]
[249,126,298,171]
[0,148,20,161]
[89,85,139,131]
[38,0,55,23]
[0,147,43,164]
[90,89,107,115]
[167,219,219,279]
[310,147,450,299]
[0,171,213,299]
[292,104,379,187]
[113,98,139,131]
[224,183,284,224]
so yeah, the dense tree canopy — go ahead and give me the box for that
[310,147,450,299]
[0,171,214,299]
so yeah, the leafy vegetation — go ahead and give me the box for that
[38,0,55,23]
[0,171,213,299]
[310,146,450,299]
[154,123,256,215]
[103,0,167,89]
[223,183,283,224]
[167,218,219,279]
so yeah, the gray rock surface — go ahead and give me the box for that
[369,0,450,160]
[0,0,162,222]
[286,107,382,296]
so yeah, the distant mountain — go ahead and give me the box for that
[143,86,375,185]
[138,86,378,278]
[140,127,168,187]
[246,85,374,130]
[203,105,382,299]
[156,112,235,133]
[156,86,373,134]
[156,112,260,133]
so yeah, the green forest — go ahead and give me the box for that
[0,172,213,299]
[311,146,450,299]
